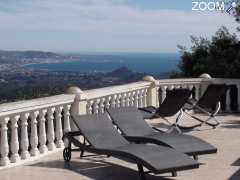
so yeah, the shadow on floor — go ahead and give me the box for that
[221,120,240,129]
[28,157,174,180]
[232,158,240,166]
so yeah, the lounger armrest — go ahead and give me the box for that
[152,127,165,133]
[64,131,82,138]
[139,106,157,114]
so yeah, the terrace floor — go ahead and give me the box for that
[1,113,240,180]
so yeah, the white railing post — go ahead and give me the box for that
[47,107,56,151]
[0,117,10,166]
[20,113,30,159]
[39,109,48,154]
[10,115,20,163]
[67,86,87,116]
[67,86,87,138]
[56,106,64,148]
[199,73,212,97]
[30,111,40,156]
[63,104,71,133]
[143,75,157,107]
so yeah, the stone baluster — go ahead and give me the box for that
[121,93,126,107]
[63,104,71,147]
[93,99,100,114]
[10,115,20,162]
[138,89,144,108]
[126,93,130,107]
[143,89,148,107]
[188,85,194,98]
[225,88,231,112]
[47,107,56,151]
[134,91,139,107]
[159,86,167,104]
[194,85,200,100]
[20,113,30,159]
[63,104,71,133]
[30,111,39,156]
[116,94,121,108]
[104,96,111,110]
[0,117,10,166]
[99,98,105,113]
[39,109,48,154]
[86,101,93,114]
[110,95,117,108]
[56,106,64,148]
[168,85,174,90]
[130,92,135,106]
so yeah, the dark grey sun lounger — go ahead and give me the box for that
[63,114,199,180]
[182,84,228,129]
[107,107,217,160]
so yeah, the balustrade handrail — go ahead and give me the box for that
[0,94,75,117]
[212,78,240,84]
[84,81,152,99]
[156,78,209,86]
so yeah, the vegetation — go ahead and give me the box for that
[174,26,240,78]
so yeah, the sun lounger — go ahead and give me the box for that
[139,88,192,132]
[63,113,199,180]
[182,84,228,129]
[107,107,217,160]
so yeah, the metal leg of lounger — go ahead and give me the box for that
[172,171,177,177]
[63,141,72,162]
[137,164,146,180]
[190,102,221,128]
[165,110,183,134]
[80,137,86,158]
[193,155,198,160]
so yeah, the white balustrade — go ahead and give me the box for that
[0,94,74,167]
[2,76,240,168]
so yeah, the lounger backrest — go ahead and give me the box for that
[72,114,129,149]
[107,107,155,136]
[157,88,192,117]
[197,84,228,109]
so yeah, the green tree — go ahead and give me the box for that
[176,26,240,78]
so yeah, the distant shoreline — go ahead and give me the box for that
[24,53,180,74]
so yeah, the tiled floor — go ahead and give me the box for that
[1,113,240,180]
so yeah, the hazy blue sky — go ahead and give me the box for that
[0,0,238,53]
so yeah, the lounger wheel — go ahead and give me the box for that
[63,147,71,162]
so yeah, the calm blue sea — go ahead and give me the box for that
[25,53,180,75]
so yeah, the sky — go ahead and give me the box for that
[0,0,238,53]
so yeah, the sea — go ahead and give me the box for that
[25,53,180,75]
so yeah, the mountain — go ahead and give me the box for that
[0,50,63,62]
[107,66,133,77]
